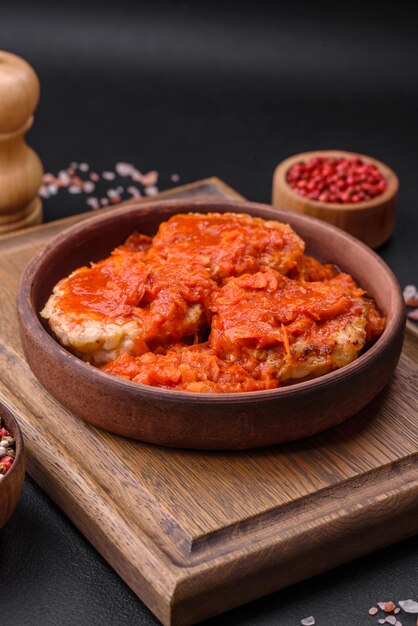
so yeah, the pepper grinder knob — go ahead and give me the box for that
[0,51,43,233]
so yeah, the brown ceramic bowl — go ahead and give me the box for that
[0,400,25,528]
[272,150,399,249]
[17,199,405,450]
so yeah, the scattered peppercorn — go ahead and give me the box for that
[367,598,418,625]
[0,415,15,479]
[300,598,417,624]
[286,156,387,204]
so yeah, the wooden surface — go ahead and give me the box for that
[18,198,405,449]
[0,51,43,233]
[272,150,398,248]
[0,400,25,528]
[0,178,417,625]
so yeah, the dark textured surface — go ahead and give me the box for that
[1,478,418,626]
[2,0,418,286]
[1,1,417,624]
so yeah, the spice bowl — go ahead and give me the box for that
[0,400,25,528]
[272,150,399,248]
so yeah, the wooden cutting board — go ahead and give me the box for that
[0,177,417,626]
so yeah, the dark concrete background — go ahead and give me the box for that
[1,2,417,624]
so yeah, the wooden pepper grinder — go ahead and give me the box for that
[0,51,43,234]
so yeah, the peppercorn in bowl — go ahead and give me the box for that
[0,400,25,528]
[17,199,405,449]
[273,150,399,248]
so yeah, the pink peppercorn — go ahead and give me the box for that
[286,156,387,204]
[0,456,14,471]
[0,416,16,477]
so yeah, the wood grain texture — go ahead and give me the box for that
[0,400,25,528]
[0,179,417,625]
[272,150,398,248]
[0,51,43,233]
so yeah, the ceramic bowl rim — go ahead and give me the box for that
[17,198,405,405]
[276,149,399,211]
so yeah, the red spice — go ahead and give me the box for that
[0,416,15,478]
[0,458,13,472]
[286,155,387,204]
[1,455,14,465]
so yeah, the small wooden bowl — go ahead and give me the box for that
[17,199,405,450]
[0,401,25,528]
[272,150,399,248]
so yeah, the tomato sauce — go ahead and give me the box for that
[44,212,385,392]
[151,212,305,281]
